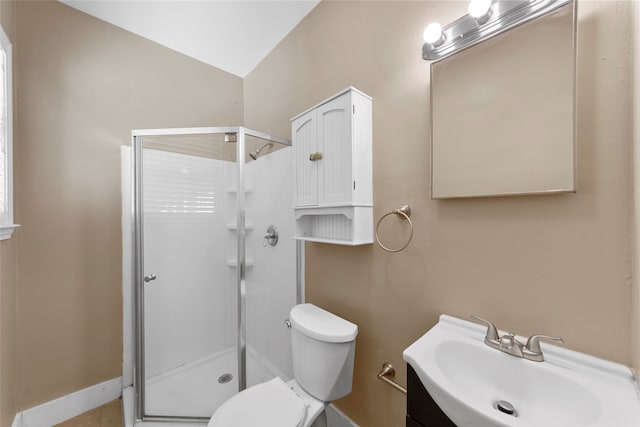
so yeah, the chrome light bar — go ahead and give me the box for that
[422,0,574,61]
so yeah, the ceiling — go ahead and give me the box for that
[60,0,320,78]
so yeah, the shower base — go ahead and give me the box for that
[146,347,238,418]
[124,346,282,426]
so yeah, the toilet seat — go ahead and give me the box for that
[208,377,309,427]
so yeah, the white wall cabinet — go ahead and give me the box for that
[291,87,373,245]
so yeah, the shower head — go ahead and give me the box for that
[249,142,273,160]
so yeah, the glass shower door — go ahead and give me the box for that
[135,130,239,420]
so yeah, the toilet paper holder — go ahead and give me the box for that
[377,362,407,394]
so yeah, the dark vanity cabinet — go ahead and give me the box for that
[406,364,457,427]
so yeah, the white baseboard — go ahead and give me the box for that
[15,377,122,427]
[326,404,358,427]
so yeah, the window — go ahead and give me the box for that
[0,25,17,239]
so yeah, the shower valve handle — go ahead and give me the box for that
[263,225,279,247]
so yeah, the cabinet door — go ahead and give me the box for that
[317,93,353,206]
[292,111,318,207]
[407,364,457,426]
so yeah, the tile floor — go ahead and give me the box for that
[53,399,122,427]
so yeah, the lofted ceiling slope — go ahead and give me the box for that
[60,0,320,78]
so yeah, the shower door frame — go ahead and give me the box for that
[131,126,292,423]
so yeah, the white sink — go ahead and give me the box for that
[403,315,640,427]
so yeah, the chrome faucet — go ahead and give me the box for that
[471,315,564,362]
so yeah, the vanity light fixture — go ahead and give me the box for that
[468,0,492,24]
[423,22,445,47]
[422,0,573,61]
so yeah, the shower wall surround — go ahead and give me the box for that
[245,147,297,385]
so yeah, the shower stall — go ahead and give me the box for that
[121,126,300,424]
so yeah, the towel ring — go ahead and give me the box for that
[375,204,414,253]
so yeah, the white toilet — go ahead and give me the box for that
[208,303,358,427]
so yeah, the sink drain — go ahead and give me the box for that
[494,400,518,417]
[218,373,233,384]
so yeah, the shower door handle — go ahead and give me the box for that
[144,273,157,283]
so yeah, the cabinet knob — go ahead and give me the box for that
[309,152,323,161]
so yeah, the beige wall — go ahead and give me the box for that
[244,1,634,425]
[633,0,640,374]
[0,1,18,425]
[14,1,243,410]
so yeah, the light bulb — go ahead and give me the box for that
[423,23,445,46]
[468,0,492,21]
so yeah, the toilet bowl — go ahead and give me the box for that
[207,377,326,427]
[208,304,357,427]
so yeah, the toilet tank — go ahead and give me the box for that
[289,304,358,402]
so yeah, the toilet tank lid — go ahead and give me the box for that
[290,304,358,343]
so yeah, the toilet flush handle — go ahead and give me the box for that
[284,319,292,329]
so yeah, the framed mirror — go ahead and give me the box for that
[430,1,576,199]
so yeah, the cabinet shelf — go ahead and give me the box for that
[226,185,253,194]
[226,222,254,231]
[293,236,372,246]
[227,259,255,268]
[294,206,373,245]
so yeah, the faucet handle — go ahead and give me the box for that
[524,335,564,355]
[470,315,500,342]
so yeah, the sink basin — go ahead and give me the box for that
[403,315,640,427]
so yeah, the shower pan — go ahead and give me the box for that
[121,126,301,424]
